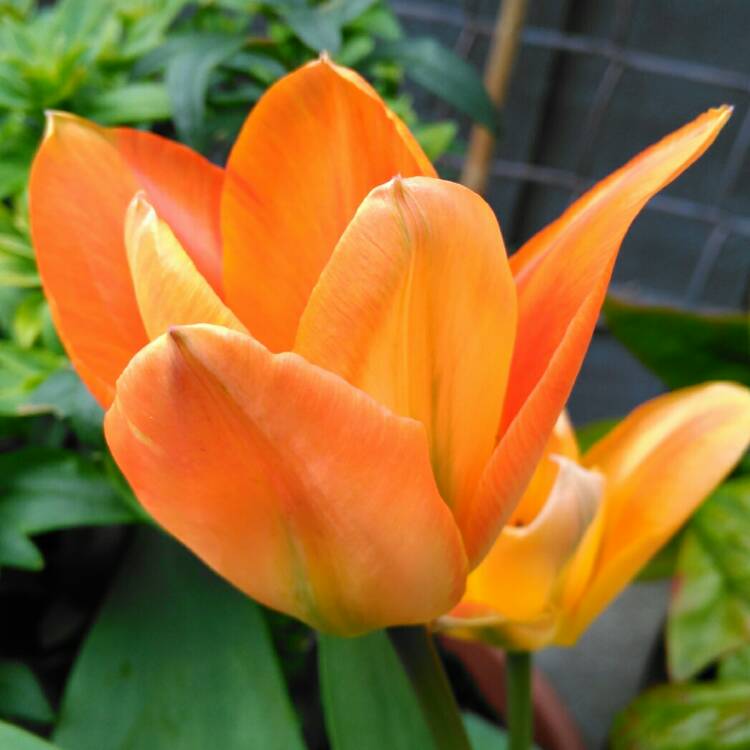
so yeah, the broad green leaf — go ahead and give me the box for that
[375,38,498,131]
[83,82,171,125]
[464,713,510,749]
[667,479,750,680]
[0,448,139,570]
[350,3,402,41]
[604,295,750,389]
[0,721,62,750]
[21,368,104,446]
[318,630,436,750]
[412,120,457,162]
[164,33,246,147]
[0,661,54,723]
[54,529,305,750]
[276,0,377,54]
[719,644,750,681]
[224,50,286,84]
[611,682,750,750]
[0,342,63,414]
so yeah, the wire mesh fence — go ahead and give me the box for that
[394,0,750,311]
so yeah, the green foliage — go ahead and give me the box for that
[667,479,750,681]
[0,661,54,723]
[604,295,750,389]
[0,447,140,569]
[611,682,750,750]
[0,721,62,750]
[53,529,305,750]
[318,630,436,750]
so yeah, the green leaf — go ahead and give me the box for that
[276,0,377,54]
[604,295,750,389]
[54,529,305,750]
[164,33,246,148]
[0,721,62,750]
[21,368,104,446]
[464,714,509,749]
[11,292,45,348]
[611,682,750,750]
[374,38,497,131]
[719,643,750,681]
[667,479,750,680]
[318,630,437,750]
[0,342,63,414]
[0,448,139,570]
[83,82,172,124]
[0,661,54,724]
[412,121,457,162]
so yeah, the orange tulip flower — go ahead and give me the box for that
[440,385,750,650]
[29,57,737,635]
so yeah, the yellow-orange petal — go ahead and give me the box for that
[221,58,435,351]
[124,194,246,339]
[461,106,731,566]
[557,382,750,644]
[295,176,517,528]
[115,128,224,294]
[464,457,603,623]
[29,113,223,406]
[104,324,467,635]
[508,411,579,527]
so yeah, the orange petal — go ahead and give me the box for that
[104,324,467,635]
[115,128,224,294]
[461,106,732,566]
[557,382,750,644]
[295,176,517,527]
[29,113,223,406]
[124,194,246,339]
[221,58,435,351]
[464,457,602,623]
[508,411,579,527]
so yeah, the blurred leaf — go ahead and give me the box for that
[83,82,171,124]
[604,295,750,389]
[667,479,750,680]
[719,644,750,681]
[0,721,62,750]
[224,50,286,83]
[276,0,377,54]
[21,368,104,446]
[637,531,683,582]
[318,630,436,750]
[464,714,510,749]
[0,342,63,413]
[164,33,246,147]
[11,292,45,348]
[0,448,139,570]
[54,529,305,750]
[611,681,750,750]
[575,417,617,453]
[0,661,54,724]
[350,3,402,41]
[375,38,498,131]
[412,120,457,162]
[334,35,375,67]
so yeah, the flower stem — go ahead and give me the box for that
[388,626,471,750]
[506,650,533,750]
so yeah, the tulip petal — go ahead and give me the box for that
[104,324,467,635]
[295,176,517,525]
[29,113,223,406]
[221,58,435,351]
[124,195,246,339]
[115,128,224,293]
[508,411,579,527]
[464,457,603,623]
[462,107,731,565]
[557,382,750,644]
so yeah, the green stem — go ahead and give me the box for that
[388,626,471,750]
[506,651,533,750]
